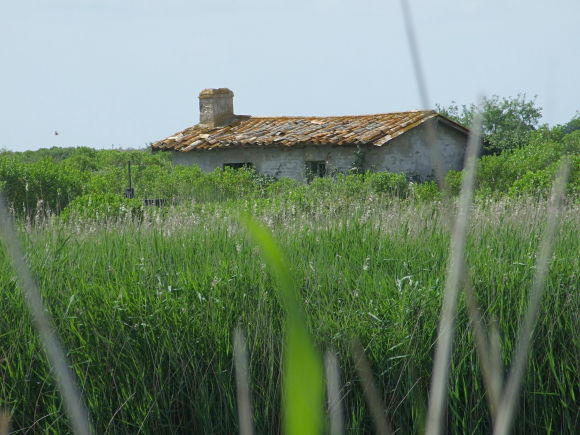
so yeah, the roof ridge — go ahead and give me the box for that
[246,110,436,120]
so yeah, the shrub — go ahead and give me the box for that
[561,130,580,154]
[411,181,442,201]
[476,133,577,195]
[0,157,85,216]
[85,168,127,196]
[367,171,409,197]
[211,166,262,199]
[339,173,369,198]
[508,167,556,198]
[507,155,579,199]
[266,177,301,196]
[309,176,336,194]
[60,193,143,222]
[445,170,463,196]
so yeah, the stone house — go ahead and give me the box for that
[151,88,469,181]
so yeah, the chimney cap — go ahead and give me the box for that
[199,88,234,98]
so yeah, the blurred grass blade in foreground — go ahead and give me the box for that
[425,108,483,435]
[0,193,93,435]
[493,159,571,435]
[352,341,393,435]
[244,216,324,435]
[462,271,502,420]
[324,349,344,435]
[0,411,10,435]
[234,327,255,435]
[399,0,446,190]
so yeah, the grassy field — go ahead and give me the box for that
[0,197,578,433]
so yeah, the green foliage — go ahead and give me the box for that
[60,147,100,171]
[265,177,301,196]
[84,167,127,195]
[1,201,578,433]
[561,129,580,152]
[506,155,579,198]
[350,145,367,174]
[60,193,143,221]
[367,171,409,196]
[508,166,557,197]
[212,166,263,198]
[0,156,85,216]
[339,173,369,197]
[438,94,542,154]
[411,181,442,201]
[3,146,88,163]
[476,127,579,198]
[444,170,463,196]
[563,111,580,134]
[309,175,336,193]
[244,217,323,435]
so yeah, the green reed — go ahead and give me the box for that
[0,198,577,433]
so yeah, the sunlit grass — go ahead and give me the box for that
[0,198,578,433]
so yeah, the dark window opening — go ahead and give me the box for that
[223,162,254,170]
[305,161,326,181]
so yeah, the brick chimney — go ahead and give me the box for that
[199,88,234,127]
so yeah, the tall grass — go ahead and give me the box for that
[0,193,92,435]
[0,198,578,433]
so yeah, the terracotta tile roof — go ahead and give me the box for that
[151,110,460,152]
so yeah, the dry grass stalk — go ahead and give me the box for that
[0,193,93,435]
[324,349,345,435]
[233,328,255,435]
[425,109,482,435]
[351,341,393,435]
[493,160,571,435]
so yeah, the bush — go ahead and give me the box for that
[508,167,556,198]
[211,166,263,199]
[309,176,336,194]
[445,170,463,196]
[334,173,368,198]
[60,193,143,222]
[367,171,409,197]
[0,157,85,216]
[85,167,127,196]
[266,177,301,196]
[476,127,578,193]
[411,181,442,201]
[507,154,579,199]
[561,129,580,153]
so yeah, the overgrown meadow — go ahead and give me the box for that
[0,110,579,433]
[0,195,578,433]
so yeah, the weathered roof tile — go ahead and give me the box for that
[151,111,465,151]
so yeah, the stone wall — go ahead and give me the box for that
[172,145,354,182]
[365,118,467,179]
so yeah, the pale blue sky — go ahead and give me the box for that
[1,0,579,151]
